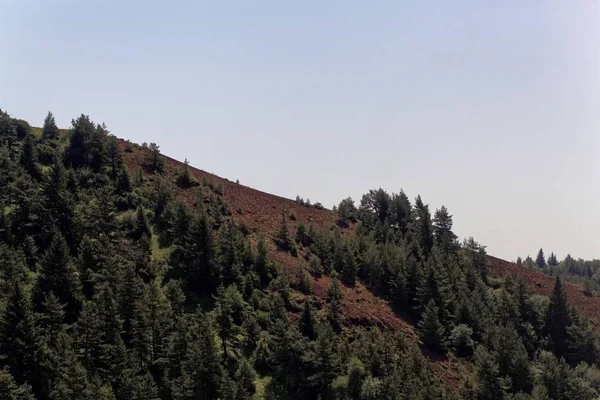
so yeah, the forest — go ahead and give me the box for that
[518,250,600,295]
[1,108,600,400]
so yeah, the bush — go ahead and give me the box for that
[313,202,324,210]
[124,143,133,152]
[289,210,297,221]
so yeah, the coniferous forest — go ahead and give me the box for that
[1,108,600,399]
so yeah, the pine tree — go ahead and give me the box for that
[474,346,506,400]
[0,282,46,396]
[432,206,458,252]
[536,248,546,268]
[305,324,340,394]
[213,285,244,360]
[234,357,257,398]
[0,109,17,149]
[337,197,357,225]
[145,143,164,174]
[44,159,77,251]
[180,210,216,294]
[176,158,195,188]
[42,112,59,141]
[341,244,358,286]
[106,137,123,181]
[133,206,151,240]
[33,232,80,321]
[418,299,445,351]
[389,190,412,234]
[20,133,39,179]
[413,195,433,258]
[180,310,223,400]
[276,209,292,251]
[545,277,571,358]
[300,298,318,340]
[326,278,344,331]
[547,252,558,267]
[64,114,95,169]
[255,238,270,286]
[0,367,35,400]
[40,292,66,349]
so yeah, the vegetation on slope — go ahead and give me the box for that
[0,109,600,400]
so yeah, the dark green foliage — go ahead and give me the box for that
[145,143,164,174]
[326,278,344,331]
[337,197,357,225]
[545,277,571,358]
[0,109,17,148]
[413,195,434,258]
[33,232,81,321]
[276,209,292,251]
[42,112,59,140]
[300,298,318,340]
[536,248,546,268]
[20,133,40,179]
[547,252,558,267]
[418,299,445,351]
[0,282,46,397]
[175,159,196,188]
[0,367,35,400]
[0,111,599,400]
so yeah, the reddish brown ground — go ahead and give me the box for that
[489,255,600,330]
[125,140,600,389]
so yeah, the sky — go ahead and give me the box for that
[1,1,598,261]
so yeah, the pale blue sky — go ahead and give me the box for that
[1,1,598,261]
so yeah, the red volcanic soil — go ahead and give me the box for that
[126,140,600,388]
[488,255,600,331]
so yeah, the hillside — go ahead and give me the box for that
[1,111,599,400]
[123,139,600,333]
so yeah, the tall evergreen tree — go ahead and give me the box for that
[0,367,35,400]
[19,133,39,179]
[42,112,59,141]
[418,299,445,351]
[0,282,46,397]
[33,232,80,321]
[300,298,318,340]
[326,278,344,331]
[432,205,458,252]
[545,277,571,358]
[536,248,546,269]
[413,196,433,258]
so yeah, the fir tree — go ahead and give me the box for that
[145,143,164,174]
[42,112,59,141]
[0,282,46,397]
[40,292,66,349]
[180,311,223,400]
[418,299,445,351]
[413,195,433,258]
[20,133,39,179]
[300,298,318,340]
[276,209,292,251]
[0,367,35,400]
[106,137,123,181]
[33,232,81,321]
[547,252,558,267]
[326,278,344,331]
[234,357,257,398]
[545,277,571,358]
[432,205,458,252]
[536,248,546,269]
